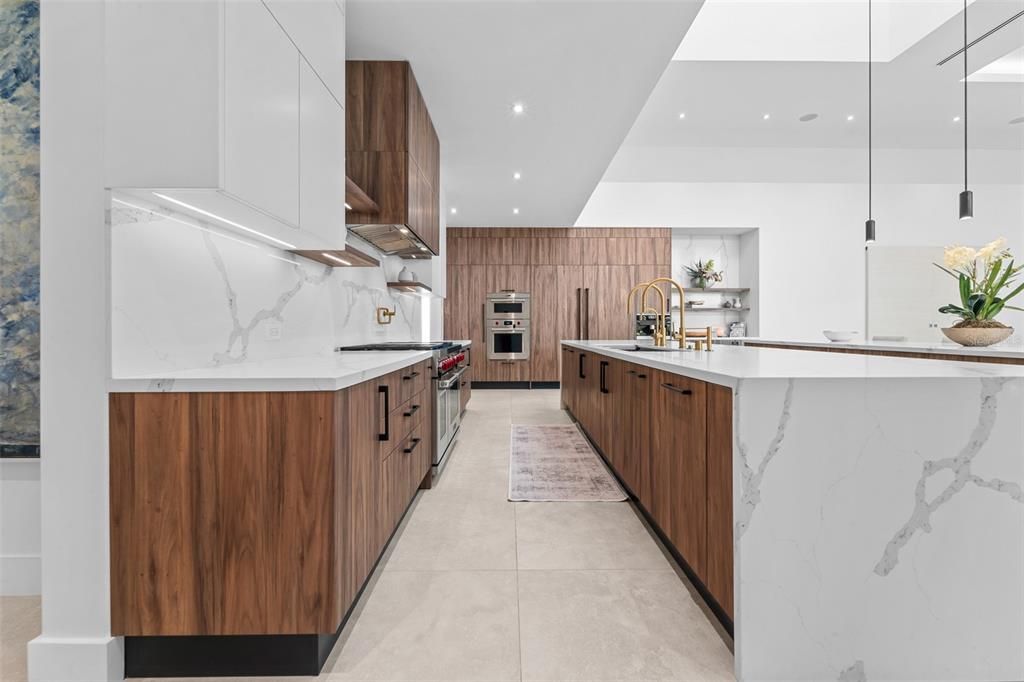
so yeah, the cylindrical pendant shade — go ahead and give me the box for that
[959,190,973,220]
[865,219,876,243]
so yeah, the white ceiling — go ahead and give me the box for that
[346,0,702,228]
[673,0,979,63]
[604,0,1024,185]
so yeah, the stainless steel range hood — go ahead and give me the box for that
[347,223,433,258]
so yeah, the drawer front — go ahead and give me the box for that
[382,386,427,458]
[398,360,430,405]
[396,418,428,498]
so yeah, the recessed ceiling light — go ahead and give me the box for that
[762,113,771,120]
[846,114,855,122]
[953,116,961,122]
[512,208,520,215]
[799,113,818,122]
[449,207,457,215]
[1009,116,1024,125]
[513,171,521,180]
[678,112,686,119]
[511,102,525,115]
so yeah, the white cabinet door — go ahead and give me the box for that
[263,0,346,105]
[300,58,346,245]
[224,0,300,226]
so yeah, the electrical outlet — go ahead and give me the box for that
[265,321,283,341]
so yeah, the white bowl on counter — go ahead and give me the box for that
[823,330,858,343]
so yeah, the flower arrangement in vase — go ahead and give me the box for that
[685,259,723,289]
[933,238,1022,346]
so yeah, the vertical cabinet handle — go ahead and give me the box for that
[575,288,582,340]
[584,288,591,340]
[378,385,391,441]
[600,361,608,394]
[579,353,586,379]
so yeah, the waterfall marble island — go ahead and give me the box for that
[561,341,1024,682]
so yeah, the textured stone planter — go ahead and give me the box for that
[941,326,1014,347]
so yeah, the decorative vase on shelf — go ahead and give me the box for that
[397,266,416,282]
[934,238,1022,347]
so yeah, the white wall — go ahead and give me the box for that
[0,460,40,595]
[578,179,1023,341]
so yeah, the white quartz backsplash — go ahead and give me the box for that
[110,202,424,377]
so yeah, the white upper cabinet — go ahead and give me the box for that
[105,0,346,250]
[224,0,300,226]
[300,60,347,245]
[264,0,346,106]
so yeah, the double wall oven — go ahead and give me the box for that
[486,292,530,361]
[336,341,467,478]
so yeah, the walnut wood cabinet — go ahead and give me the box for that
[445,228,671,384]
[346,61,440,254]
[559,344,733,622]
[110,359,433,638]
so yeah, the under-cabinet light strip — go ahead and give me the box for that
[151,192,297,249]
[321,252,352,266]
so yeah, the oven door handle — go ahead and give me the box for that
[439,366,468,390]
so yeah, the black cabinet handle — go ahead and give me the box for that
[600,361,608,394]
[638,374,647,379]
[626,369,637,375]
[403,404,421,418]
[402,374,413,381]
[411,371,420,378]
[578,353,586,379]
[660,382,692,396]
[378,385,390,441]
[404,437,422,454]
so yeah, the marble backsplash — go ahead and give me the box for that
[0,0,40,452]
[111,199,425,377]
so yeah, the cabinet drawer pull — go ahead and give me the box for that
[404,437,422,454]
[626,369,637,375]
[402,374,413,381]
[403,404,421,418]
[660,382,691,396]
[638,374,647,379]
[378,385,390,441]
[600,361,609,394]
[578,353,586,379]
[411,371,421,378]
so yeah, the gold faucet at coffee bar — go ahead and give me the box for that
[626,278,714,350]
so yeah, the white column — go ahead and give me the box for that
[28,0,122,679]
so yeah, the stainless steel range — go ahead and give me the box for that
[336,341,467,478]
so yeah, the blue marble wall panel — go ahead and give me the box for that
[0,0,40,454]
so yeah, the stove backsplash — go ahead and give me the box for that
[110,201,425,377]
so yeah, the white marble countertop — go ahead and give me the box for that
[108,350,434,393]
[717,335,1024,360]
[563,340,1024,387]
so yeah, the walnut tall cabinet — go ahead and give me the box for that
[445,228,671,383]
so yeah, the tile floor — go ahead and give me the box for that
[0,389,734,682]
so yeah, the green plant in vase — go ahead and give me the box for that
[933,238,1023,346]
[685,259,723,289]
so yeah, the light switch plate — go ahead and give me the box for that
[265,321,283,341]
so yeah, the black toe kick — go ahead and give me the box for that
[124,629,342,678]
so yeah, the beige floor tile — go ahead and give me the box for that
[515,502,671,570]
[518,570,734,682]
[383,496,517,571]
[326,571,521,681]
[429,465,509,502]
[0,596,40,682]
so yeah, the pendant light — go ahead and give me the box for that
[865,0,876,243]
[959,0,973,220]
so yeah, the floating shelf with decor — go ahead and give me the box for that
[387,281,434,297]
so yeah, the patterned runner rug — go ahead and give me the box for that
[508,424,627,502]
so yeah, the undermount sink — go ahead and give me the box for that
[599,343,691,353]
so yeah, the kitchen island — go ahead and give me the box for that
[562,340,1024,682]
